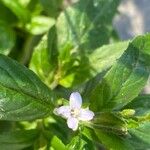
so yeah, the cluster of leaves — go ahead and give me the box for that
[0,0,150,149]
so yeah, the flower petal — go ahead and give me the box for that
[79,108,94,121]
[69,92,82,109]
[67,117,79,131]
[53,106,70,118]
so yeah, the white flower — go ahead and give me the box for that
[54,92,94,131]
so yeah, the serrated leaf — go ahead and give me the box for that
[0,21,16,55]
[90,34,150,111]
[1,0,31,23]
[0,129,38,150]
[0,54,54,121]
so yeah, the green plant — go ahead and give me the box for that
[0,0,150,149]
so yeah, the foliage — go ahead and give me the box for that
[0,0,150,149]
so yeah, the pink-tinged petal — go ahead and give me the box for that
[53,106,70,118]
[79,108,94,121]
[67,117,79,131]
[69,92,82,109]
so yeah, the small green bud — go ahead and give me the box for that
[120,109,135,117]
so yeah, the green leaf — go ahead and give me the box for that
[1,0,31,23]
[66,136,85,150]
[29,35,51,82]
[79,41,129,99]
[66,135,95,150]
[47,26,58,67]
[90,34,150,111]
[56,0,121,51]
[50,136,66,150]
[89,41,129,77]
[26,16,55,35]
[128,122,150,149]
[17,0,31,6]
[94,122,150,149]
[51,41,127,89]
[40,0,63,18]
[82,127,100,145]
[0,21,16,55]
[30,0,122,88]
[91,112,127,136]
[29,31,58,89]
[0,121,12,132]
[123,95,150,116]
[58,41,128,88]
[0,54,53,121]
[0,2,17,24]
[80,71,107,103]
[54,0,121,88]
[0,129,38,150]
[95,129,133,150]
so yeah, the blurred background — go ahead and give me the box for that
[114,0,150,40]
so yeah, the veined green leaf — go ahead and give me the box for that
[90,34,150,111]
[0,129,38,150]
[0,54,54,121]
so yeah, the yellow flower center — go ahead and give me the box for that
[70,108,80,118]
